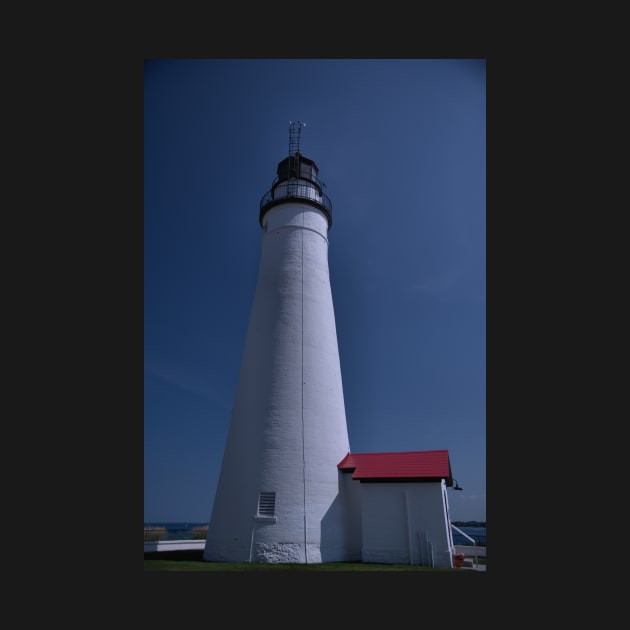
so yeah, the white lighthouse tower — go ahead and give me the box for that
[203,122,351,563]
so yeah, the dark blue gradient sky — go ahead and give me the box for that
[144,58,486,522]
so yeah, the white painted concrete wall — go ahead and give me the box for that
[360,481,455,568]
[454,545,486,557]
[145,540,205,553]
[204,201,350,564]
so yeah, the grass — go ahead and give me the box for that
[144,550,484,571]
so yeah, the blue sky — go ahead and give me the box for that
[144,58,486,523]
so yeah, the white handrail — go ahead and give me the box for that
[450,522,476,544]
[450,523,480,568]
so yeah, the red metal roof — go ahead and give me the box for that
[337,450,452,483]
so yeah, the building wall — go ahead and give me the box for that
[360,481,454,568]
[338,469,363,561]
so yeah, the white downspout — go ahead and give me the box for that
[425,531,434,568]
[249,525,255,563]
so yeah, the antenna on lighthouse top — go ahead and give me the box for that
[288,120,306,157]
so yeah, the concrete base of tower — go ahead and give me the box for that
[202,540,250,563]
[203,540,354,564]
[253,543,311,563]
[251,543,357,563]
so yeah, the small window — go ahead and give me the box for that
[258,492,276,516]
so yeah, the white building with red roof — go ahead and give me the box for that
[337,450,457,567]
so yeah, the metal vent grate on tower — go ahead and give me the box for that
[257,491,276,516]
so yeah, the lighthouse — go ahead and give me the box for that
[203,122,351,563]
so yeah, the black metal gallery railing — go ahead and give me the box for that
[259,180,333,227]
